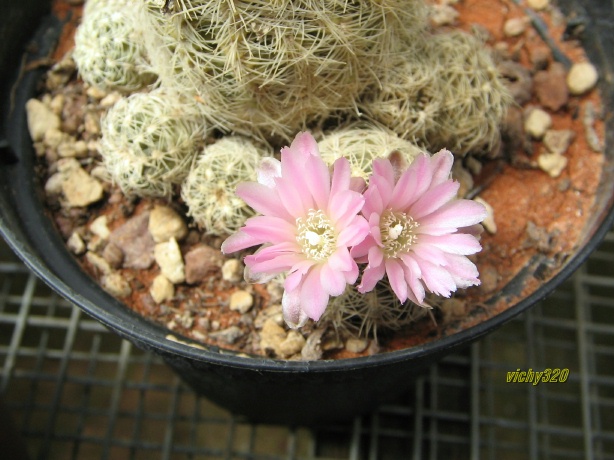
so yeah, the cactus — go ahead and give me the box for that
[181,136,271,235]
[317,123,425,181]
[322,281,430,339]
[100,88,206,197]
[136,0,429,143]
[73,0,157,92]
[361,31,512,156]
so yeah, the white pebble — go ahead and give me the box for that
[538,152,568,178]
[25,99,61,142]
[222,259,243,282]
[503,17,529,37]
[524,108,552,139]
[229,290,254,313]
[101,272,132,298]
[527,0,549,10]
[90,215,110,240]
[148,205,188,243]
[154,238,186,284]
[474,197,497,234]
[567,62,598,95]
[150,274,175,303]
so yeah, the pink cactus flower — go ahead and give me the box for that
[221,132,370,328]
[351,149,487,306]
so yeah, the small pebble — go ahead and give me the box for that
[85,251,112,275]
[538,151,568,178]
[567,62,598,95]
[430,4,459,26]
[475,197,496,234]
[543,129,575,155]
[67,231,86,255]
[90,215,110,240]
[345,338,369,354]
[279,331,306,357]
[101,272,132,298]
[222,259,243,282]
[527,0,549,10]
[25,99,61,142]
[524,108,552,139]
[229,290,254,314]
[150,274,175,303]
[148,205,188,243]
[61,166,105,208]
[503,17,529,37]
[154,238,186,284]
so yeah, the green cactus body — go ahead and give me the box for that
[100,88,206,197]
[181,136,271,235]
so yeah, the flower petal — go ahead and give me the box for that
[236,182,292,220]
[357,260,386,293]
[328,247,355,272]
[330,157,351,198]
[417,233,482,255]
[257,157,281,188]
[409,180,460,221]
[337,215,369,247]
[418,200,487,234]
[300,266,330,321]
[328,190,365,228]
[385,258,408,303]
[429,149,454,187]
[282,287,309,329]
[390,153,432,211]
[240,215,297,244]
[320,263,347,296]
[221,230,261,254]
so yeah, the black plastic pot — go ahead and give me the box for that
[1,0,614,426]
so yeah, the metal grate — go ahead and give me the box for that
[1,228,614,459]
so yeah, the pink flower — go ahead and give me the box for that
[351,149,487,305]
[221,132,370,328]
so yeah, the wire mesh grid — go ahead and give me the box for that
[1,227,613,460]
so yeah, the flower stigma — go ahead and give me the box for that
[296,209,336,262]
[380,209,419,258]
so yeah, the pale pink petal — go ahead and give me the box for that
[418,200,487,234]
[372,157,395,185]
[221,230,261,254]
[246,253,304,274]
[336,215,369,247]
[410,243,449,267]
[389,154,432,210]
[362,184,385,220]
[417,233,482,255]
[409,180,460,221]
[400,256,426,305]
[443,254,480,288]
[236,182,292,221]
[241,215,297,243]
[320,263,347,296]
[349,235,376,262]
[275,176,310,217]
[285,260,316,291]
[257,157,281,188]
[429,149,454,187]
[244,266,279,284]
[385,258,408,303]
[288,131,320,159]
[282,287,309,329]
[357,261,386,293]
[328,190,365,228]
[412,255,456,297]
[328,248,354,272]
[304,152,331,210]
[342,262,359,284]
[349,176,367,193]
[367,244,384,268]
[300,266,330,321]
[330,157,351,198]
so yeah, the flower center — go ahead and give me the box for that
[380,209,419,258]
[296,209,336,262]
